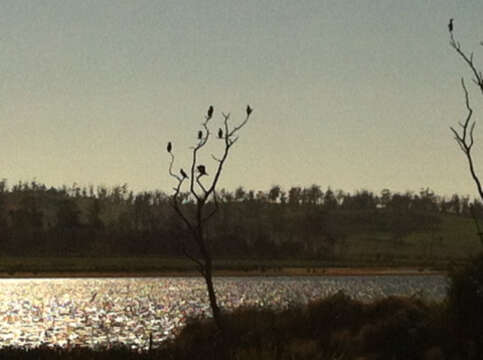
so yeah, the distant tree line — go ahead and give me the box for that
[0,179,478,258]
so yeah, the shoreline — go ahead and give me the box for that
[0,267,446,279]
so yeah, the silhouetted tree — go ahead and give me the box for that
[167,105,253,330]
[268,185,281,203]
[288,186,302,207]
[87,198,104,230]
[323,187,338,210]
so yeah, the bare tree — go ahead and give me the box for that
[167,105,253,330]
[449,20,483,243]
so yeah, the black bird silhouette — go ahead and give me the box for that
[180,169,188,178]
[448,18,454,32]
[218,128,223,139]
[197,165,207,175]
[246,105,253,116]
[167,142,172,153]
[207,105,214,119]
[198,130,203,140]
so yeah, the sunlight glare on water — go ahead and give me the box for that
[0,276,447,349]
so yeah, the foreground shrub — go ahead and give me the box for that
[166,293,448,360]
[447,253,483,356]
[359,297,432,359]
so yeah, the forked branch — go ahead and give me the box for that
[168,151,193,232]
[205,110,252,198]
[190,109,214,201]
[450,32,483,94]
[450,79,483,199]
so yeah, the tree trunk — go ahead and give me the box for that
[196,220,223,330]
[203,265,222,330]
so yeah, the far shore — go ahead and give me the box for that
[0,267,445,279]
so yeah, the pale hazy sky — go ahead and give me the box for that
[1,0,483,196]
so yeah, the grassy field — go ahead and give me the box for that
[333,213,482,268]
[0,256,399,276]
[0,213,481,276]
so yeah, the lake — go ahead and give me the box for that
[0,275,447,349]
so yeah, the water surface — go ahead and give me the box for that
[0,275,447,349]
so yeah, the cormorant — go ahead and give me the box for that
[180,169,188,178]
[207,105,214,119]
[167,142,172,153]
[448,18,454,32]
[198,130,203,140]
[197,165,207,175]
[218,128,223,139]
[246,105,253,116]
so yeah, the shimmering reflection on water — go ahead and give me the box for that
[0,275,447,349]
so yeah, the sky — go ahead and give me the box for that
[1,0,483,197]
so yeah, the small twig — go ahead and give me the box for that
[228,113,251,138]
[211,154,222,163]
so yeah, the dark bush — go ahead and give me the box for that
[447,253,483,355]
[355,297,433,359]
[306,291,364,334]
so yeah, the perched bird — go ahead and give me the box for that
[197,165,207,175]
[218,128,223,139]
[167,142,172,153]
[246,105,253,116]
[198,130,203,140]
[448,18,454,32]
[180,169,188,178]
[207,105,214,119]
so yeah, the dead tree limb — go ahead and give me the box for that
[450,79,483,200]
[450,32,483,94]
[449,22,483,243]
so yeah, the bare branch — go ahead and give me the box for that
[450,79,483,199]
[470,121,476,148]
[171,179,194,233]
[168,152,182,182]
[211,154,222,163]
[167,151,195,233]
[196,173,208,195]
[190,109,215,201]
[228,112,251,138]
[203,190,220,222]
[450,33,483,94]
[203,109,253,199]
